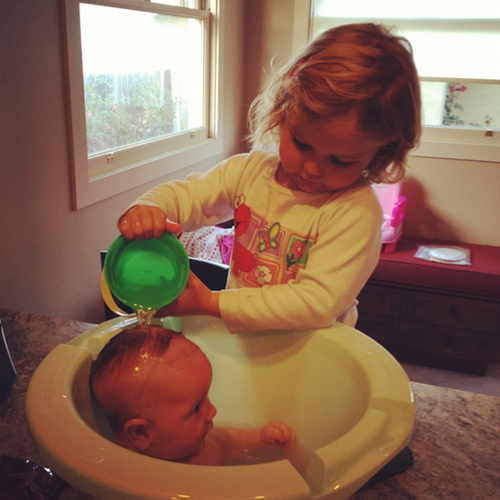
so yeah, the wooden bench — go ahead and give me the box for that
[357,237,500,375]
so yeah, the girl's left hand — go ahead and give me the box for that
[156,271,220,319]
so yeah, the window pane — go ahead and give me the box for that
[154,0,199,7]
[395,22,499,81]
[311,0,500,132]
[80,4,204,157]
[316,0,500,19]
[421,82,500,129]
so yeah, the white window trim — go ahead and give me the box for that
[292,0,500,164]
[412,125,500,162]
[62,0,222,209]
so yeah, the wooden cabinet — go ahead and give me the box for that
[357,280,500,375]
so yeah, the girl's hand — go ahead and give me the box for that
[119,205,181,240]
[260,420,296,452]
[156,271,221,319]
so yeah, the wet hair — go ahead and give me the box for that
[90,325,181,432]
[248,23,421,183]
[91,325,178,381]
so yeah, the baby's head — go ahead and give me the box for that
[90,325,217,461]
[249,23,421,184]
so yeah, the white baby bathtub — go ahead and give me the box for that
[26,315,414,500]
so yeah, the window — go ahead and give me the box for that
[63,0,222,209]
[310,0,500,162]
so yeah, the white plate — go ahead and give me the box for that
[428,247,467,262]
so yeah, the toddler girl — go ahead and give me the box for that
[118,23,420,333]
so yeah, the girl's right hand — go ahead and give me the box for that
[118,205,181,240]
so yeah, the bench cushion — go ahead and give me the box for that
[371,237,500,300]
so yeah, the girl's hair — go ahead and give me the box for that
[248,23,421,183]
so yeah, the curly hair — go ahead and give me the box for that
[248,23,421,184]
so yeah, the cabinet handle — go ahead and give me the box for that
[445,335,454,347]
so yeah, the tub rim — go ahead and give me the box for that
[25,316,414,500]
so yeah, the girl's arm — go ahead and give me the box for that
[154,176,380,330]
[116,152,382,333]
[117,155,244,238]
[219,186,382,333]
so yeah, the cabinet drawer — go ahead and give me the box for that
[356,314,399,347]
[400,321,500,364]
[357,284,402,318]
[401,291,500,334]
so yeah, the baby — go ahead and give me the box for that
[90,325,295,465]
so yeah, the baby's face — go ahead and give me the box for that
[143,336,217,461]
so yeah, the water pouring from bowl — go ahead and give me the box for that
[101,232,189,325]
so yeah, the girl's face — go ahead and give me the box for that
[144,341,217,461]
[278,111,386,194]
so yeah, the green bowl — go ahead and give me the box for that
[104,233,189,311]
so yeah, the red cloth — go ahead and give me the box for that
[372,237,500,299]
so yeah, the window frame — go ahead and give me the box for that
[305,0,500,164]
[62,0,222,209]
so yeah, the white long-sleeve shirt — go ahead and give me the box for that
[128,150,382,333]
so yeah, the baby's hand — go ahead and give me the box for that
[119,205,180,240]
[260,420,295,452]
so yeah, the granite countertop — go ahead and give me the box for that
[1,308,499,500]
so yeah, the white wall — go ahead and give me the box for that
[0,0,246,323]
[404,156,500,245]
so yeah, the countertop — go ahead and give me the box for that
[1,308,499,500]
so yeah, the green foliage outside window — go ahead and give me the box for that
[84,70,175,155]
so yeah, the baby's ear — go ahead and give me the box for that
[116,418,152,452]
